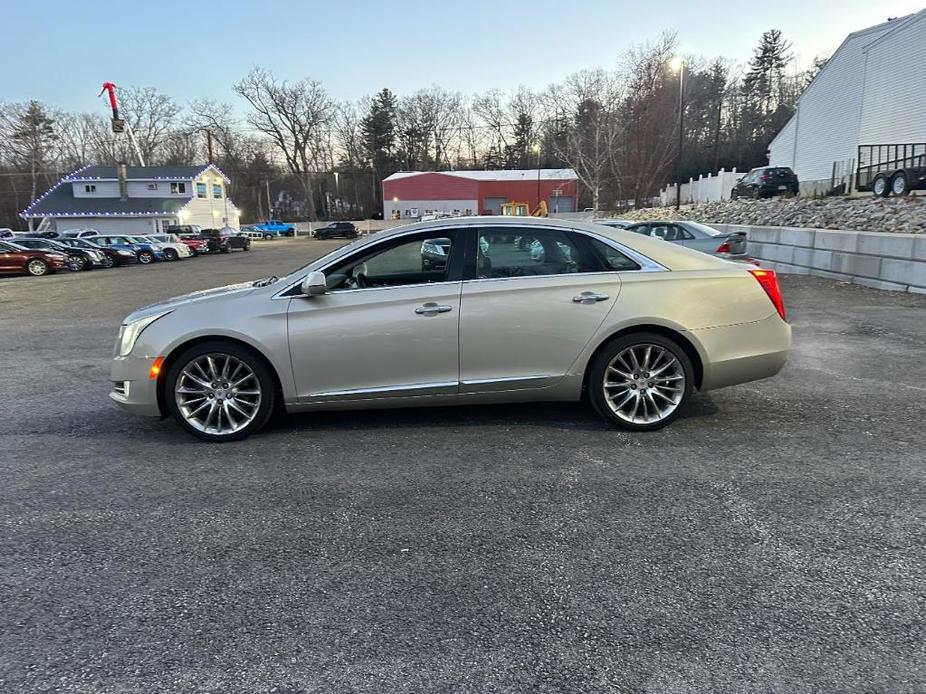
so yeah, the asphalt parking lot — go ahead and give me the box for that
[1,239,924,693]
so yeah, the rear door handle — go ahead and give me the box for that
[573,291,609,304]
[415,302,453,315]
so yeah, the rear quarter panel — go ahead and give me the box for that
[568,267,788,390]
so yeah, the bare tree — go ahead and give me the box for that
[1,101,58,227]
[234,67,332,220]
[545,70,623,211]
[120,86,181,164]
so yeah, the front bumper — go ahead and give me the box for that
[110,354,162,417]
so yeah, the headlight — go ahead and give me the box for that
[116,311,171,357]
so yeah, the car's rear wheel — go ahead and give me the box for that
[138,250,155,264]
[588,332,694,431]
[26,259,49,276]
[891,172,909,196]
[873,175,890,197]
[164,248,179,261]
[165,342,276,442]
[66,255,84,272]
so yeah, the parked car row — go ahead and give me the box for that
[0,226,252,278]
[597,219,750,260]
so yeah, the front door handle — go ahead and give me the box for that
[573,291,609,304]
[415,302,453,316]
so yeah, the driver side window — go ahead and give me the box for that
[325,234,456,290]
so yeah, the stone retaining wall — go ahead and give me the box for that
[712,224,926,294]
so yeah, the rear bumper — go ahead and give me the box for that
[692,313,791,391]
[109,355,161,417]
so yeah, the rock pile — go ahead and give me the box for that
[612,195,926,233]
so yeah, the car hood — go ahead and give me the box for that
[125,282,257,322]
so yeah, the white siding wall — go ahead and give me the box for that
[858,13,926,144]
[125,181,193,198]
[53,217,160,235]
[181,172,238,228]
[768,115,797,169]
[72,181,120,198]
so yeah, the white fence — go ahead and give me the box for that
[660,169,743,206]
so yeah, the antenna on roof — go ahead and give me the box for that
[98,81,146,167]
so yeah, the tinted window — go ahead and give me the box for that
[326,234,456,290]
[587,238,640,271]
[476,228,597,279]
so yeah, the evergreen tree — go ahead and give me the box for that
[361,88,399,206]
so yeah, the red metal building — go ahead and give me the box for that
[383,169,579,220]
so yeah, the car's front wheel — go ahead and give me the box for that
[588,332,694,431]
[165,342,277,442]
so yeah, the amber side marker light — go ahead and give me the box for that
[149,356,165,380]
[748,268,786,321]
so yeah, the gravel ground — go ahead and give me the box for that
[1,239,924,693]
[613,196,926,233]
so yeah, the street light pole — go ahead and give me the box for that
[675,60,685,211]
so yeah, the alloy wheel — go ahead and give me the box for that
[138,251,153,264]
[602,343,686,425]
[67,256,83,272]
[174,353,262,435]
[27,259,47,276]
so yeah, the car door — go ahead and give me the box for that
[286,229,464,402]
[0,242,24,272]
[458,226,620,393]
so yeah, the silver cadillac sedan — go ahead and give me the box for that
[110,217,790,442]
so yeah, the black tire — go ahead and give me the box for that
[138,250,155,265]
[220,245,230,254]
[26,258,49,276]
[100,254,116,269]
[751,187,760,200]
[587,332,694,432]
[730,189,738,200]
[891,172,909,197]
[66,255,84,272]
[243,242,251,251]
[164,341,277,442]
[164,248,179,261]
[872,175,890,198]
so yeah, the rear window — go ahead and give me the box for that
[764,167,794,175]
[683,221,724,237]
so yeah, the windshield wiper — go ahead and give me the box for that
[252,276,279,287]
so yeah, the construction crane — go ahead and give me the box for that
[99,81,146,166]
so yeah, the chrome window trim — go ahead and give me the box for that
[273,222,666,299]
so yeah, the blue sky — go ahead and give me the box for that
[4,0,923,113]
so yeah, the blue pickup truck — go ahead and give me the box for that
[252,220,295,238]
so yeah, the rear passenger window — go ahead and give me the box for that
[587,238,640,271]
[476,228,596,279]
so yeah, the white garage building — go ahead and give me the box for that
[768,9,926,195]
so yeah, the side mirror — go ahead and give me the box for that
[301,271,327,297]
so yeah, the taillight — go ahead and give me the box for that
[749,268,786,321]
[716,240,731,254]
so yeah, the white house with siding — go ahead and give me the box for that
[768,9,926,194]
[21,164,241,234]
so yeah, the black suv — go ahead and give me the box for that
[201,227,251,253]
[731,167,799,199]
[314,222,358,240]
